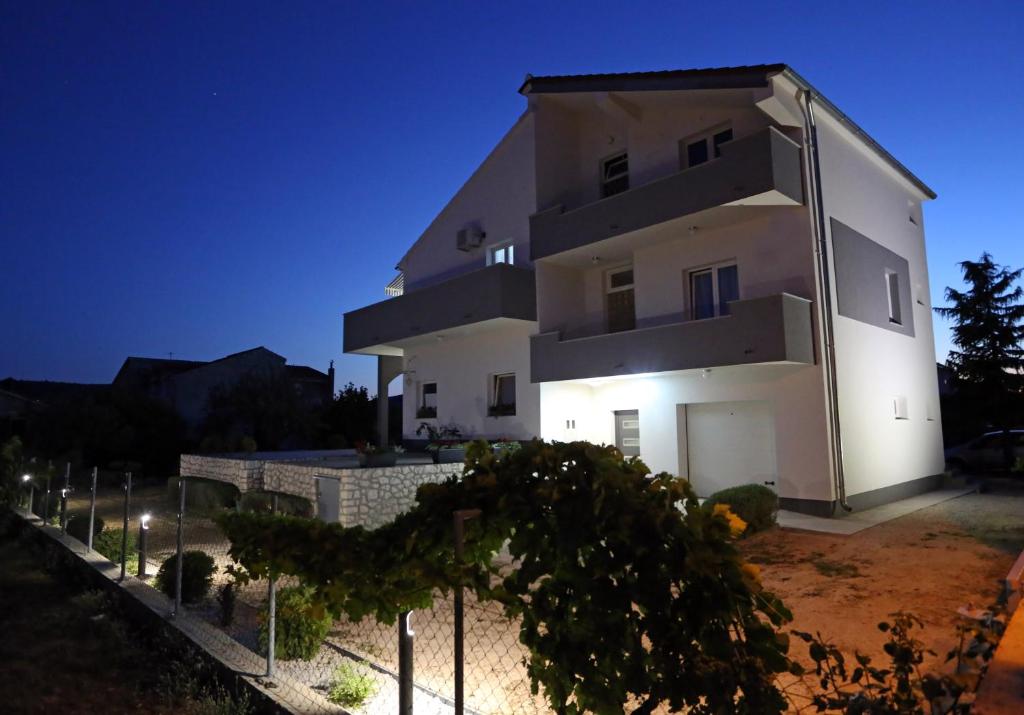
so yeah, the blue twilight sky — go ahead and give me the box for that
[2,1,1022,391]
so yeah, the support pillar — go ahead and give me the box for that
[376,355,404,448]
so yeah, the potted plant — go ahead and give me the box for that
[416,422,466,464]
[355,441,401,468]
[487,403,516,417]
[416,405,437,419]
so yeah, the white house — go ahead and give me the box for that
[343,64,944,516]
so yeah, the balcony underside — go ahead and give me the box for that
[530,293,814,383]
[530,126,804,262]
[344,264,536,356]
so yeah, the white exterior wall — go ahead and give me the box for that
[540,362,833,502]
[402,321,539,440]
[815,111,944,498]
[399,112,537,290]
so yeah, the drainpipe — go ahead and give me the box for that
[799,89,851,513]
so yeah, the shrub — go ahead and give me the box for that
[237,491,313,518]
[93,527,139,572]
[328,661,377,708]
[155,551,216,603]
[258,585,332,661]
[65,513,105,543]
[167,478,239,515]
[704,484,778,535]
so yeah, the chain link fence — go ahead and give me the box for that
[50,465,551,714]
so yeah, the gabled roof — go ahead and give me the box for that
[286,364,329,380]
[519,63,935,200]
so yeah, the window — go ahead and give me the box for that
[689,262,739,320]
[606,266,636,333]
[886,271,902,325]
[489,373,516,416]
[417,382,437,418]
[601,152,629,197]
[681,125,733,169]
[489,241,514,265]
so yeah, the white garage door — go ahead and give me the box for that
[685,400,778,497]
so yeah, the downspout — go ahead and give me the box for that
[799,89,851,513]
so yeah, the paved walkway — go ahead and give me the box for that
[777,488,976,535]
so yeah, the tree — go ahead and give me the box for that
[935,253,1024,464]
[201,371,314,452]
[316,382,375,448]
[0,436,25,505]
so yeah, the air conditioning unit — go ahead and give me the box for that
[456,227,485,251]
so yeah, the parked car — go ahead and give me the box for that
[945,430,1024,473]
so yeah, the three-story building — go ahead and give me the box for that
[343,64,944,516]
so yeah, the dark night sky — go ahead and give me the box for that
[2,1,1022,391]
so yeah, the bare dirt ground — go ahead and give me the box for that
[743,477,1024,709]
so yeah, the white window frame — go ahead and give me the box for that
[687,260,739,320]
[680,123,734,169]
[605,265,635,294]
[600,151,629,198]
[885,270,902,325]
[490,372,516,416]
[488,241,515,266]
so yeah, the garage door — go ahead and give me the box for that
[685,401,778,497]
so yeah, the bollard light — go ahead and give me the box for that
[22,474,31,483]
[138,513,152,578]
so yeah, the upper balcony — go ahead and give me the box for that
[344,263,536,356]
[529,126,804,262]
[530,293,814,383]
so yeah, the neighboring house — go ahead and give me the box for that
[343,64,944,516]
[112,347,334,430]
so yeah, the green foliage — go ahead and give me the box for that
[793,605,1006,713]
[202,371,316,452]
[257,585,333,661]
[237,491,313,517]
[155,551,216,604]
[167,477,239,514]
[0,436,25,506]
[704,483,779,535]
[219,439,795,713]
[93,527,138,572]
[65,512,105,543]
[328,661,377,708]
[319,382,376,448]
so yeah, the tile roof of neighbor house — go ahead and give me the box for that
[114,347,327,383]
[0,378,109,404]
[519,63,935,200]
[286,364,330,380]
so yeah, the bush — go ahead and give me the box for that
[328,661,377,707]
[93,527,139,572]
[704,484,778,535]
[155,551,216,603]
[258,585,332,661]
[166,478,239,514]
[65,513,105,543]
[237,491,313,518]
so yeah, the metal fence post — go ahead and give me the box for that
[266,493,278,679]
[87,467,98,551]
[399,610,414,715]
[119,471,132,581]
[59,462,70,535]
[173,477,186,617]
[43,461,52,523]
[453,508,481,715]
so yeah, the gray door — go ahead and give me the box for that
[614,410,640,457]
[314,476,340,523]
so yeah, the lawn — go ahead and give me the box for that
[743,478,1024,707]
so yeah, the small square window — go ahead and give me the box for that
[601,152,629,197]
[489,242,514,265]
[681,124,733,169]
[417,382,437,418]
[886,271,902,325]
[686,139,708,168]
[489,373,516,416]
[712,128,733,157]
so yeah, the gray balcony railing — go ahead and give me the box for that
[344,263,536,354]
[530,293,814,383]
[529,126,804,261]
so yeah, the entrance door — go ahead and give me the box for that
[686,401,777,496]
[314,475,341,523]
[614,409,640,457]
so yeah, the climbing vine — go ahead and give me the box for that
[217,440,797,713]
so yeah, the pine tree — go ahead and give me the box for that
[935,253,1024,466]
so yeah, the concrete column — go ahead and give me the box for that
[376,355,404,448]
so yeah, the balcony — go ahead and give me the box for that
[529,126,804,261]
[530,293,814,383]
[344,263,536,355]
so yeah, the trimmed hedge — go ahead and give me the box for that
[258,585,332,661]
[155,551,216,604]
[237,492,313,518]
[704,484,778,536]
[66,513,105,543]
[166,478,239,514]
[93,527,139,572]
